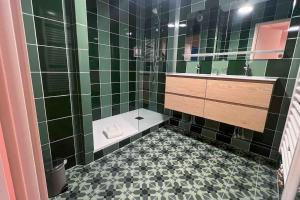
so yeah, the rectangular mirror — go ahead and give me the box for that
[184,0,295,61]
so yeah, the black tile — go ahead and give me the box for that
[252,129,275,147]
[119,138,130,148]
[32,0,63,21]
[88,28,98,43]
[170,118,179,126]
[199,61,212,74]
[142,129,151,136]
[194,116,205,126]
[190,124,202,134]
[50,137,75,159]
[249,143,271,157]
[48,117,73,142]
[111,71,120,82]
[216,133,231,144]
[218,123,235,136]
[92,97,100,108]
[90,71,100,83]
[265,59,291,77]
[265,113,279,130]
[273,78,287,97]
[94,150,104,160]
[284,39,296,58]
[39,46,68,72]
[112,94,120,105]
[129,82,136,91]
[42,73,70,96]
[173,111,182,119]
[35,17,65,47]
[45,96,71,120]
[269,96,283,114]
[112,83,120,94]
[129,92,135,101]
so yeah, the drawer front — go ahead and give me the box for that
[165,94,204,117]
[206,80,274,108]
[204,100,268,132]
[166,76,206,98]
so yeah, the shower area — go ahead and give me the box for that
[88,0,169,152]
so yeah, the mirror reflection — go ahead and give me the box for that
[183,0,295,61]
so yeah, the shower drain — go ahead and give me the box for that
[135,117,144,120]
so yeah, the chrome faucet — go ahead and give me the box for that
[196,64,201,74]
[244,64,250,76]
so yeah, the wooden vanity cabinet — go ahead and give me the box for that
[165,75,276,132]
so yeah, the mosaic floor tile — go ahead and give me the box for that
[52,126,279,200]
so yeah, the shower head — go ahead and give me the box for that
[152,8,158,15]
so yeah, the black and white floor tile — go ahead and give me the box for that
[52,125,279,200]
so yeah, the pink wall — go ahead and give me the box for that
[252,20,290,59]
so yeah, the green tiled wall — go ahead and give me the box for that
[87,0,144,120]
[143,0,300,160]
[21,0,93,168]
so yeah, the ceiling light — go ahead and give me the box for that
[179,24,187,27]
[168,23,175,28]
[288,26,300,32]
[238,4,253,15]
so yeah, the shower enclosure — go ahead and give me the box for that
[88,0,169,152]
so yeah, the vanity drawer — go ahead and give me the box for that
[165,76,206,98]
[204,100,268,132]
[206,79,274,108]
[165,94,204,117]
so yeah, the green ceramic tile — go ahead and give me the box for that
[212,61,228,75]
[227,60,245,75]
[186,62,198,73]
[42,73,70,96]
[201,128,216,140]
[78,50,89,72]
[101,106,112,118]
[98,15,110,31]
[248,60,267,76]
[81,94,92,115]
[83,114,92,134]
[285,79,296,97]
[80,73,91,94]
[101,95,111,107]
[23,14,36,44]
[101,83,111,95]
[38,122,49,145]
[35,17,65,47]
[74,0,87,25]
[50,137,75,159]
[31,73,43,98]
[44,96,71,120]
[27,45,40,72]
[48,117,73,142]
[38,46,68,72]
[21,0,32,14]
[32,0,63,21]
[41,144,52,170]
[266,59,291,78]
[76,25,89,49]
[84,133,94,153]
[99,58,111,70]
[99,44,110,58]
[98,1,109,17]
[98,30,110,45]
[35,98,46,122]
[288,59,300,78]
[100,71,111,83]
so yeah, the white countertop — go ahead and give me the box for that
[166,73,278,82]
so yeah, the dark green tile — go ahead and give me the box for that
[89,43,98,57]
[280,97,291,116]
[84,134,94,153]
[111,71,120,82]
[50,137,75,159]
[42,73,70,96]
[45,96,71,120]
[88,28,98,43]
[265,59,291,77]
[89,57,99,70]
[42,144,52,170]
[32,0,63,21]
[200,61,212,74]
[227,60,245,75]
[87,12,97,28]
[273,78,287,97]
[48,117,73,142]
[91,84,100,96]
[92,96,100,109]
[35,17,65,47]
[38,46,68,72]
[83,114,92,134]
[112,83,120,94]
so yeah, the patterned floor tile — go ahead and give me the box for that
[51,125,278,200]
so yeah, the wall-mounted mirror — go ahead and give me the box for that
[183,0,295,61]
